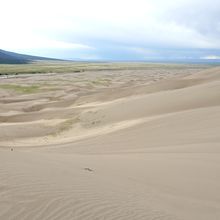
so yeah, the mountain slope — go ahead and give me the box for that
[0,49,56,64]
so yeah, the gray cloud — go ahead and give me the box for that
[163,0,220,36]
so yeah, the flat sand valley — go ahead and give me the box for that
[0,63,220,219]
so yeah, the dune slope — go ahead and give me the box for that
[0,66,220,220]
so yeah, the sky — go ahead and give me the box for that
[1,0,220,61]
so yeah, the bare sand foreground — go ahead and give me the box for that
[0,65,220,220]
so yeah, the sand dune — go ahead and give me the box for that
[0,65,220,219]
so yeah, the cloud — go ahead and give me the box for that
[1,0,220,60]
[201,55,220,60]
[161,0,220,37]
[1,35,93,51]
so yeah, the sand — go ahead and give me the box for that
[0,65,220,219]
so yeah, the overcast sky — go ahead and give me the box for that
[1,0,220,60]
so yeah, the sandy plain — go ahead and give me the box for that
[0,64,220,220]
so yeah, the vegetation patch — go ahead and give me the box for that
[53,117,80,136]
[0,84,40,93]
[0,61,212,76]
[91,78,111,86]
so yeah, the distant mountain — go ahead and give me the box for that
[0,49,57,64]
